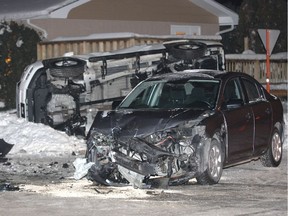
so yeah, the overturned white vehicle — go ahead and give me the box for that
[16,39,225,136]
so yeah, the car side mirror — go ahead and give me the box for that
[223,99,244,110]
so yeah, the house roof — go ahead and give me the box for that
[0,0,87,20]
[0,0,238,26]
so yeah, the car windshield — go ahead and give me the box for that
[119,79,220,109]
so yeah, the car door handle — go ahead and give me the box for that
[245,113,252,121]
[265,108,271,114]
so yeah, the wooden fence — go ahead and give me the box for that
[225,54,287,84]
[225,54,287,98]
[37,37,163,59]
[37,34,222,60]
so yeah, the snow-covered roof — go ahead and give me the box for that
[0,0,89,20]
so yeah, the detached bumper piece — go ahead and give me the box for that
[0,139,13,157]
[0,183,20,192]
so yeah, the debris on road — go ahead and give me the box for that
[0,183,19,192]
[0,139,14,157]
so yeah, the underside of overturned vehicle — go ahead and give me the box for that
[17,39,225,137]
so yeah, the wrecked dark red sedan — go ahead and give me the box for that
[86,70,284,188]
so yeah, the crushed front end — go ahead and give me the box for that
[86,115,208,188]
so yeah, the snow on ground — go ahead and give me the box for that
[0,110,86,156]
[0,102,287,157]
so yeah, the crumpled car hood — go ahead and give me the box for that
[89,108,207,137]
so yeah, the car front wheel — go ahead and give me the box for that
[196,139,223,185]
[260,128,282,167]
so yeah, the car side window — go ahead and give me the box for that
[242,79,261,102]
[224,78,242,103]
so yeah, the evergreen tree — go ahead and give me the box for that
[0,21,41,110]
[222,0,287,54]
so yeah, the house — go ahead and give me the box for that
[0,0,238,41]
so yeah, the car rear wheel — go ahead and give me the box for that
[260,128,282,167]
[196,139,223,185]
[43,58,86,78]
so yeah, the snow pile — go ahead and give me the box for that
[0,111,86,156]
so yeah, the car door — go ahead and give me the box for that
[241,78,272,156]
[221,78,254,163]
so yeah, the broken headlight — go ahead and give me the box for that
[145,130,171,145]
[144,127,195,155]
[87,131,115,162]
[90,131,112,145]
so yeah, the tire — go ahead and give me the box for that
[196,139,223,185]
[166,41,207,60]
[44,58,86,78]
[260,128,282,167]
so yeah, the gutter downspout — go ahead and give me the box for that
[26,19,48,39]
[216,22,234,35]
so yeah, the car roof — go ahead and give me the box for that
[147,70,226,82]
[146,70,262,85]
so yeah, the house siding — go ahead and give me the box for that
[32,19,218,40]
[67,0,218,23]
[30,0,219,40]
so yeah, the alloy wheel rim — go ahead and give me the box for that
[209,145,222,178]
[272,132,282,162]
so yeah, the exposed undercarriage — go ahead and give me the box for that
[33,74,87,137]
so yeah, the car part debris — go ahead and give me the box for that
[94,188,113,194]
[0,158,8,163]
[73,158,94,180]
[0,139,14,157]
[0,183,20,192]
